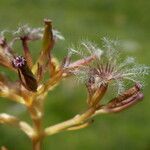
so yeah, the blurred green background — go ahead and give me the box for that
[0,0,150,150]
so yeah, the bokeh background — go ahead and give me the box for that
[0,0,150,150]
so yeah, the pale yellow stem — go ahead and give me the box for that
[0,91,25,104]
[44,107,96,136]
[0,113,34,138]
[37,70,63,95]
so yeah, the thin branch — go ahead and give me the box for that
[1,146,8,150]
[37,70,63,96]
[0,90,25,104]
[21,38,33,68]
[67,119,94,131]
[0,113,35,138]
[44,107,96,136]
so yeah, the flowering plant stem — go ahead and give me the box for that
[0,19,148,150]
[28,105,43,150]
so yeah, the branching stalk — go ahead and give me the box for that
[0,20,148,150]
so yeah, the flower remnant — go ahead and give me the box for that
[13,24,43,41]
[70,38,149,95]
[12,56,26,68]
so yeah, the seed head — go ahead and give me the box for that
[13,24,43,41]
[72,38,150,94]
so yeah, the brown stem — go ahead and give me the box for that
[32,120,43,150]
[31,114,43,150]
[22,38,33,68]
[28,101,44,150]
[32,141,41,150]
